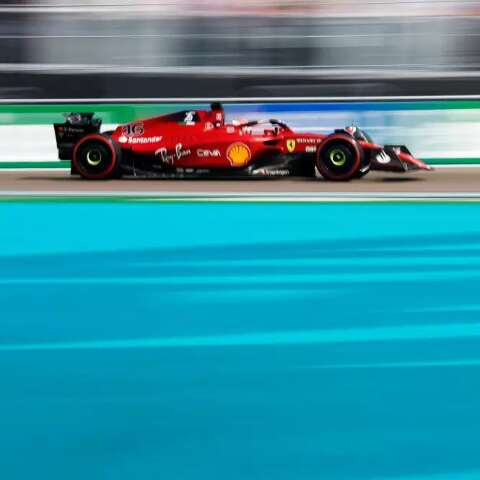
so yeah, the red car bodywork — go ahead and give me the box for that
[55,103,431,180]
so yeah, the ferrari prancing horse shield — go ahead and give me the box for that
[286,139,296,153]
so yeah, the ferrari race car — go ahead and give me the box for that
[54,103,431,181]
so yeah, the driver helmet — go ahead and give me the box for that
[345,125,358,137]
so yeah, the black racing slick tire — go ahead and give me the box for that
[354,150,372,178]
[72,134,122,180]
[316,135,362,181]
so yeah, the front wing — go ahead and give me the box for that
[371,145,432,172]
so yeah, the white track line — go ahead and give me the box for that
[2,191,480,200]
[429,164,480,168]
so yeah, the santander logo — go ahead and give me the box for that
[118,135,162,145]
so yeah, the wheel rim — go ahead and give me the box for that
[329,148,347,167]
[316,135,361,181]
[73,135,118,180]
[86,149,103,166]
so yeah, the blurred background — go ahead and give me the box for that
[1,0,480,99]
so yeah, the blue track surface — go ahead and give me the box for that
[1,201,480,480]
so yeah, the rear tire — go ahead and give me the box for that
[73,134,122,180]
[316,135,362,181]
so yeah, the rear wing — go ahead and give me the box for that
[54,113,102,160]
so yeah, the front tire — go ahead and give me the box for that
[316,135,362,181]
[72,134,121,180]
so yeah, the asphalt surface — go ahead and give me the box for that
[0,168,478,195]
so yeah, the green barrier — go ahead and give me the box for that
[0,101,479,165]
[0,103,202,125]
[0,161,71,169]
[1,99,480,125]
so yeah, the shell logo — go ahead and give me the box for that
[227,142,251,167]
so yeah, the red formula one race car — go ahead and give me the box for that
[54,103,431,181]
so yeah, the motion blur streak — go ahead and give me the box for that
[1,323,480,351]
[2,1,480,98]
[305,359,480,369]
[1,201,480,479]
[4,5,479,70]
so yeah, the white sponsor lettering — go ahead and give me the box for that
[297,138,323,144]
[155,143,191,165]
[305,146,317,153]
[184,111,196,125]
[119,136,162,145]
[197,149,221,157]
[252,168,290,177]
[376,151,391,164]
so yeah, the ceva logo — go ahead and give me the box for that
[197,149,221,157]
